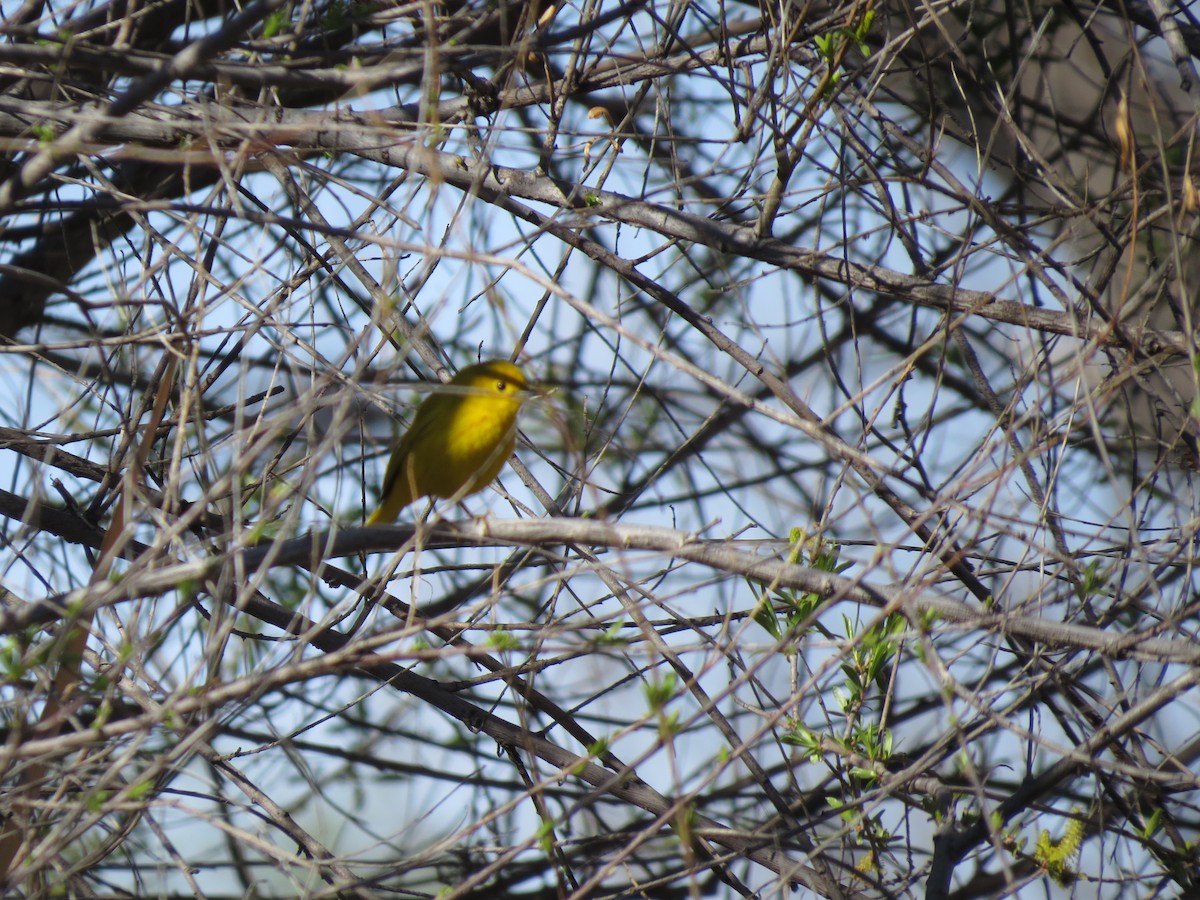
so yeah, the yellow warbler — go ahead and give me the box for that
[367,360,532,524]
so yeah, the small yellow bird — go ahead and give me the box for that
[367,360,533,524]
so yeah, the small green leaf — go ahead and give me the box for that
[1141,808,1162,840]
[263,8,290,38]
[658,709,682,738]
[597,620,628,645]
[643,673,676,711]
[536,820,555,853]
[753,596,783,640]
[87,791,110,812]
[781,722,823,763]
[486,628,520,651]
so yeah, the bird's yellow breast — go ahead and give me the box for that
[412,398,520,500]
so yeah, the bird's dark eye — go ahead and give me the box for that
[496,380,507,392]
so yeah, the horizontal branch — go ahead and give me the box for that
[6,518,1196,669]
[13,104,1187,358]
[0,520,865,897]
[0,82,1190,357]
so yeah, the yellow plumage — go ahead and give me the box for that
[367,360,531,524]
